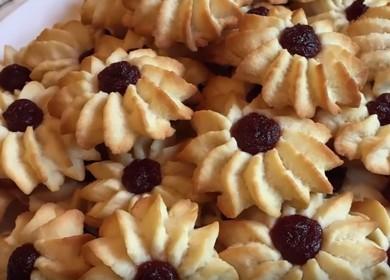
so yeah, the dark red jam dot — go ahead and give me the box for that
[0,64,31,92]
[78,48,95,63]
[279,24,321,58]
[3,99,44,132]
[246,84,263,103]
[367,93,390,126]
[84,224,99,237]
[98,61,141,95]
[121,159,162,194]
[205,63,235,77]
[7,243,40,280]
[345,0,369,21]
[271,215,323,265]
[247,6,269,16]
[135,260,179,280]
[231,113,281,155]
[325,166,347,193]
[171,120,196,141]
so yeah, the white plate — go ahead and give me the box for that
[0,0,81,58]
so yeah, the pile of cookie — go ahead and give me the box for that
[0,0,389,279]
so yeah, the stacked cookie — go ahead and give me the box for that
[0,0,389,279]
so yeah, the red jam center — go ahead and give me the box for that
[345,0,369,22]
[0,64,31,92]
[7,243,40,280]
[3,99,44,132]
[270,215,323,265]
[121,159,162,194]
[279,24,322,58]
[231,113,281,155]
[367,93,390,126]
[325,166,347,193]
[135,260,180,280]
[98,61,141,95]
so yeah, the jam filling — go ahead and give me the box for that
[325,166,347,193]
[345,0,369,22]
[7,243,40,280]
[367,93,390,126]
[0,64,31,92]
[279,24,322,58]
[135,260,180,280]
[271,215,323,265]
[231,113,281,155]
[121,159,162,194]
[98,61,141,95]
[3,99,44,132]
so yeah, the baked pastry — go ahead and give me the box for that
[0,203,93,280]
[346,5,390,80]
[292,0,389,31]
[21,21,96,87]
[80,142,209,226]
[81,194,238,280]
[206,7,367,117]
[122,0,250,51]
[0,77,100,194]
[333,92,390,175]
[81,0,128,37]
[219,192,388,279]
[51,48,198,154]
[178,108,342,218]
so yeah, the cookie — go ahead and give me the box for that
[21,21,96,87]
[122,0,250,51]
[178,108,342,218]
[219,192,388,279]
[49,48,198,154]
[81,195,238,279]
[206,7,367,117]
[0,80,100,194]
[0,203,93,280]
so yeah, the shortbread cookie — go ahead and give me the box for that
[219,192,388,279]
[0,79,100,194]
[80,147,209,226]
[21,21,96,87]
[178,108,342,218]
[50,48,197,154]
[81,0,128,37]
[81,195,238,280]
[122,0,250,51]
[0,203,93,280]
[346,5,390,80]
[206,7,367,117]
[292,0,389,30]
[334,92,390,175]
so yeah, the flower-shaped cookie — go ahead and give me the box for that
[21,21,96,86]
[122,0,249,51]
[292,0,389,30]
[178,108,342,218]
[0,203,93,280]
[81,195,238,280]
[334,92,390,175]
[346,5,390,80]
[81,0,128,37]
[53,48,198,154]
[219,192,388,279]
[206,7,367,117]
[80,145,208,226]
[0,78,100,194]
